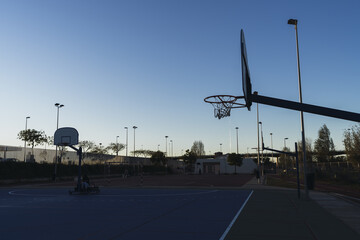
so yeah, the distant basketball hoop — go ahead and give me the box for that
[204,95,246,119]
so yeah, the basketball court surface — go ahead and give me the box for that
[0,187,253,240]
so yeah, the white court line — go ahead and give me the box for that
[8,190,55,197]
[8,189,218,198]
[95,189,219,197]
[219,190,254,240]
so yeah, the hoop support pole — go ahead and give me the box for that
[251,94,360,122]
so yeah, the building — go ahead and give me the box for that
[0,145,151,165]
[194,154,257,174]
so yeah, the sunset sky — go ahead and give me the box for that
[1,0,359,155]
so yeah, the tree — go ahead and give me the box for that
[78,140,95,154]
[278,147,292,170]
[132,150,154,158]
[77,140,95,163]
[298,138,313,167]
[314,124,335,162]
[343,125,360,167]
[58,146,67,163]
[190,141,205,156]
[91,144,108,155]
[151,151,166,166]
[183,149,197,171]
[107,142,125,156]
[18,129,47,155]
[227,153,243,174]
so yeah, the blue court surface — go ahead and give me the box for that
[0,188,252,240]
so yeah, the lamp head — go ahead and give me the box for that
[288,19,298,25]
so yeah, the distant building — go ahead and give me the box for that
[194,154,257,174]
[0,145,151,165]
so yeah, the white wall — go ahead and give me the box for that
[195,156,257,174]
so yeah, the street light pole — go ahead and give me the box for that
[133,126,137,157]
[256,103,260,171]
[270,133,274,168]
[54,103,64,181]
[124,127,128,157]
[284,137,288,149]
[235,127,239,154]
[165,136,168,156]
[284,137,288,171]
[170,140,173,157]
[116,136,119,156]
[259,121,264,176]
[220,143,222,152]
[24,116,30,162]
[288,18,308,198]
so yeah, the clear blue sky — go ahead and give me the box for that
[1,0,360,156]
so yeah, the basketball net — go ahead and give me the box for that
[212,102,233,119]
[204,95,246,119]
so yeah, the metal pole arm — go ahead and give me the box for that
[251,93,360,122]
[263,146,296,157]
[68,145,79,153]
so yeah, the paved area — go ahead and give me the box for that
[223,177,360,240]
[310,191,360,235]
[0,187,252,240]
[1,175,359,239]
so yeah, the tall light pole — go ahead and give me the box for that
[284,137,289,172]
[23,116,30,162]
[259,121,264,175]
[54,103,64,180]
[170,140,173,157]
[284,137,288,149]
[270,133,274,167]
[256,103,260,171]
[116,136,119,156]
[157,144,160,151]
[288,18,308,197]
[133,126,137,157]
[220,143,222,152]
[235,127,239,154]
[124,127,128,157]
[165,136,168,156]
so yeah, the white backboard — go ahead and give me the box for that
[54,127,79,146]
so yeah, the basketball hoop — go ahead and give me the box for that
[204,95,246,119]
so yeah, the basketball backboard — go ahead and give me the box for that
[54,127,79,146]
[241,29,252,110]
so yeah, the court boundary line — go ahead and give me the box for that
[8,189,219,197]
[219,190,254,240]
